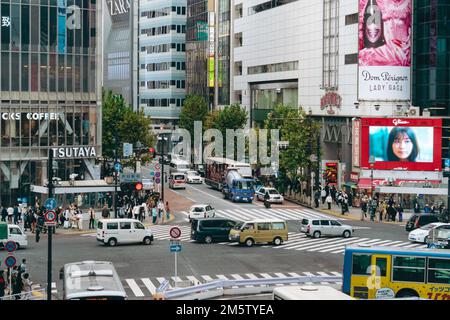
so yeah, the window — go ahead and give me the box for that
[257,223,271,231]
[345,53,358,65]
[272,222,286,230]
[97,221,103,229]
[320,220,330,226]
[9,227,21,235]
[427,258,450,284]
[134,222,145,230]
[330,220,341,226]
[392,256,426,283]
[244,223,254,230]
[107,223,118,230]
[120,222,131,230]
[345,13,358,25]
[312,220,319,225]
[352,254,372,275]
[375,258,387,277]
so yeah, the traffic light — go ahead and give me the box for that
[148,147,156,159]
[135,182,143,191]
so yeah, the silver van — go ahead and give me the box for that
[300,218,354,238]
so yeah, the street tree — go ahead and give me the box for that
[179,95,209,139]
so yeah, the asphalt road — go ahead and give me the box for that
[8,181,416,300]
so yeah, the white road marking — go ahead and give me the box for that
[141,278,157,295]
[125,279,145,297]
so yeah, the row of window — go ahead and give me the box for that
[140,43,186,54]
[140,6,186,18]
[248,61,298,75]
[140,80,186,89]
[141,24,186,36]
[352,255,450,285]
[141,61,186,71]
[140,98,185,107]
[248,0,298,16]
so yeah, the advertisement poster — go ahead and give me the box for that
[360,118,442,171]
[323,162,338,185]
[358,0,411,101]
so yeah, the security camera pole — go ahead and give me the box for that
[47,150,54,300]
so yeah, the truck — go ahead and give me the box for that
[204,157,252,190]
[222,170,255,203]
[0,222,28,249]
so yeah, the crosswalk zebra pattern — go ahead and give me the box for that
[181,207,346,222]
[122,271,342,298]
[268,232,428,254]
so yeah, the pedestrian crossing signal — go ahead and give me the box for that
[135,182,143,191]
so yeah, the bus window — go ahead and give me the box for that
[392,256,426,283]
[352,254,371,275]
[375,257,387,277]
[427,258,450,285]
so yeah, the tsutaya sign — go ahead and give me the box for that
[51,147,97,159]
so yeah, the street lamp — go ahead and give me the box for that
[158,135,169,203]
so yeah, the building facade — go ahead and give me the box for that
[138,0,187,125]
[0,0,103,206]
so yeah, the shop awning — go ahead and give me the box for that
[357,178,385,189]
[357,178,441,189]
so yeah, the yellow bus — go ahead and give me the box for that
[342,245,450,300]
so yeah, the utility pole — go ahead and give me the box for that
[114,131,118,218]
[47,150,54,301]
[158,136,167,203]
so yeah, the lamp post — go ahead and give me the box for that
[157,135,169,203]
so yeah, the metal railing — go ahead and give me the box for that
[1,288,46,300]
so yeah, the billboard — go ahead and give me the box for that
[358,0,411,101]
[360,118,442,171]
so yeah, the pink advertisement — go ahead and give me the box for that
[358,0,411,101]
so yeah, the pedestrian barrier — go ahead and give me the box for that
[1,288,46,300]
[160,275,342,300]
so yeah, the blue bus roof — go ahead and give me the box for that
[344,245,450,258]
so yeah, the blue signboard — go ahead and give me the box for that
[5,256,17,268]
[114,162,122,172]
[57,0,66,54]
[170,245,181,252]
[445,158,450,168]
[44,198,57,211]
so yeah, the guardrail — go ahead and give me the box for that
[1,288,46,300]
[161,275,342,300]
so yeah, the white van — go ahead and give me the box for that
[96,219,153,247]
[169,172,187,189]
[169,158,190,173]
[0,223,28,248]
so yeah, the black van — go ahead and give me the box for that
[405,214,440,232]
[191,218,238,244]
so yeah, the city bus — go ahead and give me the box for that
[61,261,127,300]
[273,285,355,300]
[342,244,450,300]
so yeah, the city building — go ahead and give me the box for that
[138,0,187,126]
[0,0,103,206]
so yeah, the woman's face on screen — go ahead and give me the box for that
[392,132,413,160]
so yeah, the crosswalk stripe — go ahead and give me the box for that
[238,208,267,220]
[216,275,229,281]
[245,273,259,280]
[295,237,360,251]
[125,279,145,297]
[247,208,276,220]
[303,237,365,252]
[286,236,349,250]
[401,243,426,248]
[317,272,330,284]
[266,209,296,220]
[201,275,214,282]
[390,241,417,247]
[230,274,244,280]
[302,272,315,285]
[377,240,405,246]
[282,209,313,220]
[276,236,336,249]
[186,276,201,286]
[330,272,342,277]
[141,278,156,295]
[216,210,245,221]
[314,238,371,252]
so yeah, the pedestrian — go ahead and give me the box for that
[152,207,157,224]
[19,259,27,274]
[1,206,7,222]
[314,190,320,208]
[361,199,367,221]
[387,205,397,222]
[424,204,431,214]
[396,203,404,222]
[326,194,332,210]
[320,188,327,205]
[88,207,95,229]
[7,206,14,223]
[12,266,21,299]
[31,210,37,233]
[165,201,170,222]
[13,205,19,224]
[101,204,110,219]
[0,270,6,299]
[77,210,83,230]
[379,204,384,222]
[20,273,32,300]
[414,202,421,214]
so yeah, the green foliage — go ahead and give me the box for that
[178,95,209,139]
[204,103,248,136]
[264,104,321,183]
[102,89,155,167]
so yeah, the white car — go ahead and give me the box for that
[408,223,449,243]
[300,218,354,238]
[186,171,203,184]
[96,219,153,247]
[255,187,284,204]
[188,204,215,221]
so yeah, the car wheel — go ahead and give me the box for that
[15,243,20,250]
[204,235,213,244]
[273,237,282,246]
[245,238,254,247]
[313,231,321,238]
[108,238,117,247]
[343,230,351,238]
[396,289,419,298]
[143,237,152,245]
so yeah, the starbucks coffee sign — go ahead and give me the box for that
[51,147,97,159]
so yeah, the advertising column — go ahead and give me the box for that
[358,0,411,101]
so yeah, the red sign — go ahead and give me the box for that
[169,226,181,239]
[350,172,359,182]
[352,118,361,168]
[360,118,442,171]
[44,210,57,223]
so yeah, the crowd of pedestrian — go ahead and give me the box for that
[0,259,32,300]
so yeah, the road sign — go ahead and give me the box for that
[169,226,181,239]
[155,178,161,184]
[119,173,141,183]
[4,240,17,253]
[123,143,133,157]
[114,162,122,172]
[170,244,182,252]
[44,198,57,211]
[150,171,155,176]
[155,163,161,171]
[5,256,16,268]
[44,210,57,224]
[155,172,160,178]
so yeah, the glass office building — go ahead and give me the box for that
[0,0,102,206]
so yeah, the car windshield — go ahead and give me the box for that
[268,190,279,195]
[233,222,245,230]
[174,175,185,180]
[236,181,254,190]
[301,219,309,225]
[421,223,438,230]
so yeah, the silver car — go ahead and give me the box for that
[300,218,354,238]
